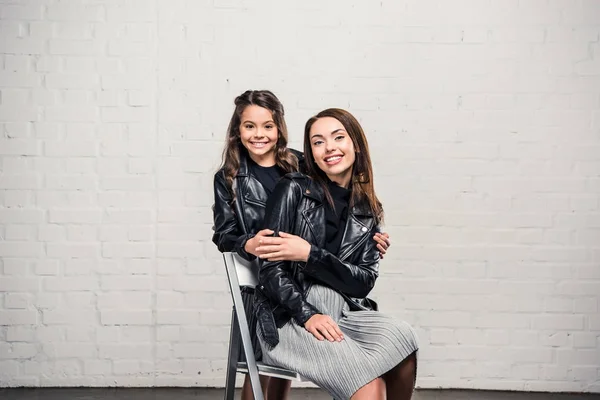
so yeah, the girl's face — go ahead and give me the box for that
[309,116,356,188]
[239,105,278,166]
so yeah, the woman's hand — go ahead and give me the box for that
[373,232,391,259]
[244,229,274,257]
[255,231,311,262]
[304,314,344,342]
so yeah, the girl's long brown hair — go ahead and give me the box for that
[220,90,298,194]
[303,108,383,224]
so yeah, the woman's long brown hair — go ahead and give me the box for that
[220,90,298,194]
[303,108,383,224]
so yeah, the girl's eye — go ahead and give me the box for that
[335,135,344,141]
[313,140,323,146]
[244,124,253,129]
[265,125,274,130]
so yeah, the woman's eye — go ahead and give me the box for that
[313,141,323,146]
[335,135,344,141]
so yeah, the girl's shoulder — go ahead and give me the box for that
[288,148,304,160]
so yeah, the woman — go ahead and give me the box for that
[212,91,391,400]
[254,108,418,400]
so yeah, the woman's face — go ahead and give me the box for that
[239,105,278,166]
[309,116,356,188]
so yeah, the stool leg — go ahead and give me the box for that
[224,308,240,400]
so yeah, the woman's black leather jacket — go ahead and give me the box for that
[255,173,381,346]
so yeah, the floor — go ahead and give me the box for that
[1,388,599,400]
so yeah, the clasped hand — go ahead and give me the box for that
[245,229,311,262]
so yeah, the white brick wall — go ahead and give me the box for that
[0,0,599,392]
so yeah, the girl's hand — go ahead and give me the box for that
[373,232,391,259]
[244,229,274,257]
[304,314,344,342]
[255,231,311,262]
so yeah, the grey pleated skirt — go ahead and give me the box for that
[257,284,419,399]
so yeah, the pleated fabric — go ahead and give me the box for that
[257,284,419,399]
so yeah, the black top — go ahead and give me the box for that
[248,158,284,196]
[324,180,351,254]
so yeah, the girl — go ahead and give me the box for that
[212,92,390,400]
[254,108,418,400]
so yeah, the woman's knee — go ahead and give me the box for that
[352,377,386,400]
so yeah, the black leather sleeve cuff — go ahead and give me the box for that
[235,233,256,261]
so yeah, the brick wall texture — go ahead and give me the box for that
[0,0,599,392]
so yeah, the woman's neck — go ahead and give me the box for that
[326,172,351,189]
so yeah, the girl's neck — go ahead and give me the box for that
[248,151,276,167]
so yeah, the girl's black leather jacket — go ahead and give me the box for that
[211,149,304,261]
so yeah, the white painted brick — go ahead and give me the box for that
[66,225,98,242]
[66,327,95,342]
[0,139,40,156]
[558,281,600,296]
[544,297,573,313]
[572,332,599,349]
[119,326,153,342]
[97,292,152,309]
[571,366,599,382]
[100,311,152,326]
[98,344,153,360]
[45,175,97,190]
[4,224,35,240]
[539,331,569,347]
[113,360,153,375]
[44,140,98,156]
[557,349,600,366]
[84,360,112,376]
[34,293,60,310]
[100,176,154,190]
[0,242,43,258]
[35,326,64,343]
[4,293,32,309]
[0,360,19,380]
[101,243,154,259]
[37,225,66,242]
[64,259,94,276]
[48,209,102,224]
[0,311,37,325]
[1,259,32,276]
[43,343,96,358]
[157,326,180,341]
[46,244,100,259]
[574,297,597,313]
[0,343,38,359]
[173,342,227,359]
[6,326,35,342]
[156,310,199,325]
[1,190,33,207]
[3,121,31,138]
[0,174,41,189]
[103,209,153,224]
[511,364,540,380]
[43,310,96,325]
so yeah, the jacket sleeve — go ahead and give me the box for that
[259,177,320,326]
[300,228,380,298]
[211,171,255,261]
